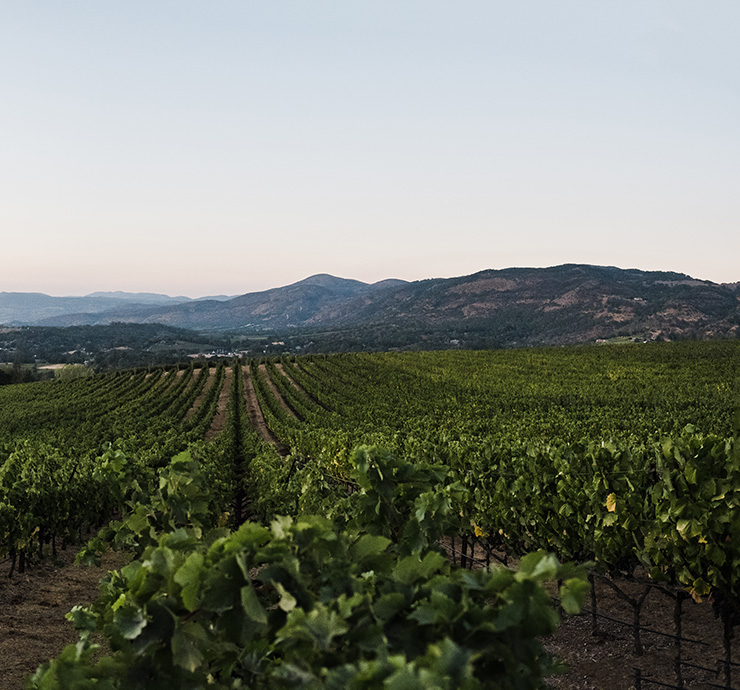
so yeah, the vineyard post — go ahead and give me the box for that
[598,575,651,655]
[722,606,734,690]
[632,586,651,656]
[589,573,598,637]
[672,589,688,689]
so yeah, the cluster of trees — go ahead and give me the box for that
[0,323,234,370]
[0,362,41,385]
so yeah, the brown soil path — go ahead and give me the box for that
[274,363,303,393]
[205,367,233,441]
[543,574,733,689]
[152,369,181,394]
[185,366,216,421]
[0,549,127,689]
[441,539,734,690]
[257,364,296,418]
[242,368,288,455]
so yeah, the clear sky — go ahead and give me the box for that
[1,2,738,296]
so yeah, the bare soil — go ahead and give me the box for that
[205,367,232,441]
[0,549,127,690]
[242,367,287,454]
[185,366,216,421]
[1,540,736,689]
[441,539,737,689]
[258,365,296,418]
[274,363,303,393]
[276,362,331,412]
[544,575,734,690]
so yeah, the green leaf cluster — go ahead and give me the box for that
[31,450,587,689]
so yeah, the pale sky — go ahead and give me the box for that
[1,2,738,297]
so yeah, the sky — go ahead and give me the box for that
[1,2,738,297]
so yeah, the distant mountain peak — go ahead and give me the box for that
[84,291,192,303]
[292,274,368,289]
[3,265,737,347]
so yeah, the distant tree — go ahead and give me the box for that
[54,363,94,381]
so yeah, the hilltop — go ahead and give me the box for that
[2,265,738,349]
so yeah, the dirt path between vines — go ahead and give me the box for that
[257,364,296,418]
[543,575,732,689]
[274,363,303,392]
[242,368,287,455]
[4,540,731,690]
[440,538,735,689]
[0,549,127,690]
[205,367,232,441]
[185,366,216,421]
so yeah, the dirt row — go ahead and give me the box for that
[242,367,287,454]
[184,365,218,421]
[258,364,297,418]
[441,542,736,690]
[0,548,128,689]
[204,367,233,442]
[546,575,734,690]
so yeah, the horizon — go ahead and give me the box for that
[3,261,734,301]
[2,2,738,295]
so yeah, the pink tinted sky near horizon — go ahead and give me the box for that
[1,2,738,297]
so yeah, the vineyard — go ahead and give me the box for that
[0,340,738,688]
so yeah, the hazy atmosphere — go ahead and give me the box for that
[2,2,738,296]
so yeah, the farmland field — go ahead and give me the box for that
[0,340,738,688]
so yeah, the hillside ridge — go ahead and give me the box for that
[2,265,738,346]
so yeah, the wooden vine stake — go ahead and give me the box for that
[722,605,733,690]
[589,573,598,637]
[671,588,688,690]
[599,575,651,655]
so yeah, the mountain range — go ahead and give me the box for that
[2,265,738,346]
[0,291,233,326]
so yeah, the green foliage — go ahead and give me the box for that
[244,448,293,519]
[249,346,740,605]
[77,451,225,564]
[54,364,95,381]
[642,431,740,602]
[31,507,585,689]
[346,446,465,556]
[0,364,228,567]
[6,342,739,686]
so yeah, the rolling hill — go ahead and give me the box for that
[3,266,739,347]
